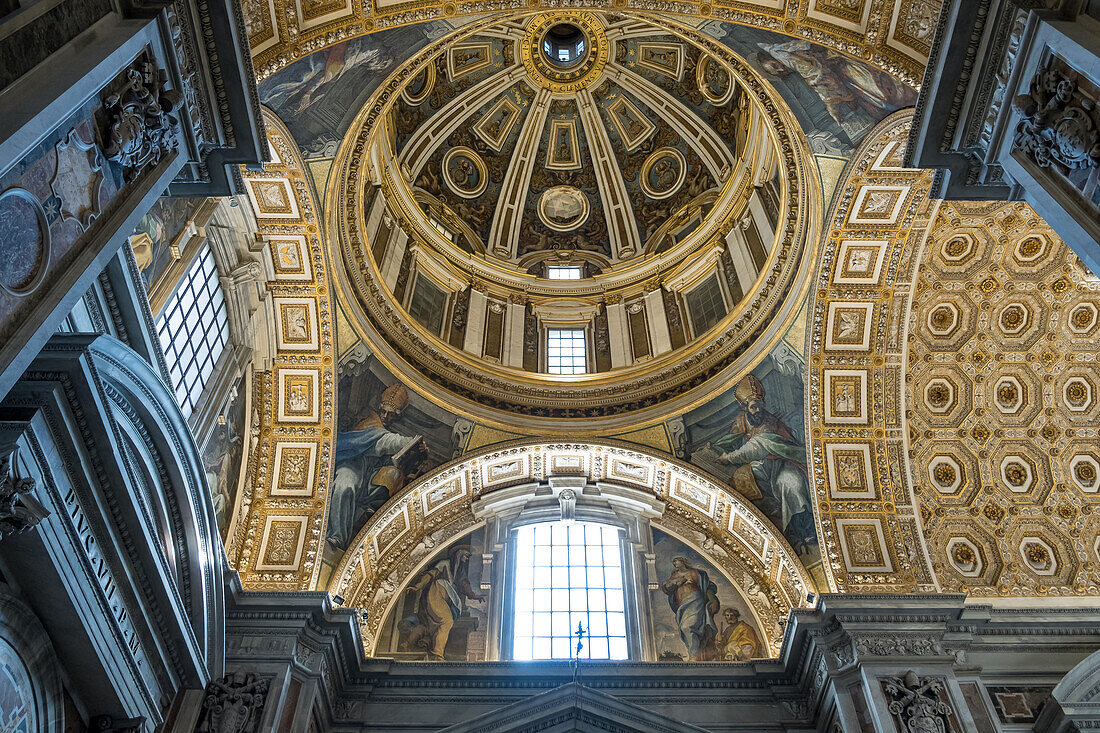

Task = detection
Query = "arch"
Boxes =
[330,440,815,656]
[1036,648,1100,732]
[0,588,64,732]
[88,336,226,679]
[804,109,938,594]
[228,109,338,590]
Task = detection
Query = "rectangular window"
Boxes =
[546,328,587,375]
[512,522,628,661]
[428,214,454,242]
[407,275,447,335]
[547,266,583,280]
[155,245,229,418]
[685,273,727,337]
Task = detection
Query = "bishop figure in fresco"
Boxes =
[326,383,428,550]
[708,374,815,554]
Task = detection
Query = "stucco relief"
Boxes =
[908,200,1100,596]
[229,113,336,590]
[806,110,938,593]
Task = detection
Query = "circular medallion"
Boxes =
[402,63,436,105]
[442,147,488,198]
[537,186,590,231]
[521,13,608,92]
[0,188,50,297]
[640,148,686,200]
[696,55,734,106]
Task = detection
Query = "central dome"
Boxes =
[328,12,818,428]
[390,12,742,271]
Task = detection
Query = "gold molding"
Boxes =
[329,440,816,657]
[248,4,936,92]
[806,109,938,593]
[325,12,822,431]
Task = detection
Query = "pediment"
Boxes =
[439,681,712,733]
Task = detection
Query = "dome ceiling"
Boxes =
[325,11,819,429]
[389,15,746,269]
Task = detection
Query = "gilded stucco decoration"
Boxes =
[242,0,940,91]
[806,109,938,593]
[329,441,815,657]
[908,201,1100,596]
[228,112,337,590]
[328,12,820,431]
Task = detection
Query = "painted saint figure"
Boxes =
[660,556,720,661]
[716,608,760,661]
[326,383,427,550]
[709,374,815,553]
[401,546,485,660]
[755,39,915,141]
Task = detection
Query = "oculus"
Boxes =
[542,23,587,68]
[521,13,608,92]
[538,186,590,232]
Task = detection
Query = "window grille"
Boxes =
[546,328,587,374]
[511,522,628,660]
[155,245,230,417]
[685,274,727,337]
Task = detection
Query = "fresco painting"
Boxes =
[202,374,247,537]
[321,322,464,583]
[129,195,204,290]
[696,20,916,154]
[376,527,490,661]
[683,311,819,573]
[651,528,762,662]
[259,21,463,158]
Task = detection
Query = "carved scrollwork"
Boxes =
[853,634,943,658]
[1013,66,1100,174]
[0,449,48,539]
[103,57,182,181]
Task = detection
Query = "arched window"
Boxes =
[509,521,628,660]
[155,245,230,417]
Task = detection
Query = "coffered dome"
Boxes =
[388,13,749,270]
[328,11,819,429]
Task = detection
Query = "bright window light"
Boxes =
[546,328,587,375]
[155,246,229,417]
[512,522,628,660]
[429,214,454,242]
[547,266,583,280]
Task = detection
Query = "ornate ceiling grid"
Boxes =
[242,1,939,89]
[229,113,337,590]
[908,201,1100,597]
[806,110,938,593]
